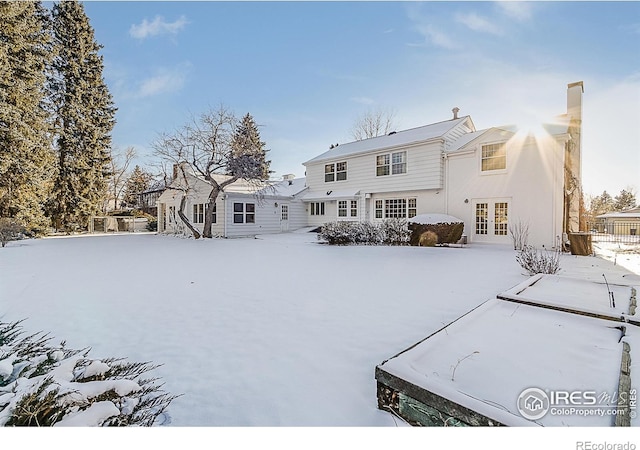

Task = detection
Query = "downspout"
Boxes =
[443,152,449,214]
[223,193,228,238]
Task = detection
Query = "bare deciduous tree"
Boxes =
[350,107,398,141]
[153,105,271,239]
[108,146,136,211]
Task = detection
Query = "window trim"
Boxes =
[233,202,255,224]
[325,161,347,182]
[193,204,204,224]
[376,151,407,176]
[374,197,417,219]
[310,202,325,216]
[480,142,507,172]
[337,199,358,219]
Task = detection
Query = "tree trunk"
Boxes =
[202,175,238,238]
[177,194,201,239]
[202,186,221,238]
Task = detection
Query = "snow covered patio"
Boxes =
[1,231,638,426]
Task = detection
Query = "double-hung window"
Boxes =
[481,143,506,171]
[193,203,216,224]
[233,202,255,224]
[376,151,406,176]
[338,200,358,218]
[325,161,347,182]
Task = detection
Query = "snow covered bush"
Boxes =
[0,319,177,426]
[353,221,384,245]
[318,221,356,245]
[380,218,410,245]
[408,214,464,246]
[318,219,409,246]
[515,245,562,276]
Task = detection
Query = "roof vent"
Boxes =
[388,131,397,135]
[452,107,460,120]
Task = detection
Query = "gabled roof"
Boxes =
[446,129,492,153]
[446,118,572,154]
[304,116,474,165]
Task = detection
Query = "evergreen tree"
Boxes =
[122,165,155,208]
[49,0,116,229]
[590,191,614,216]
[229,113,271,180]
[613,188,636,211]
[0,1,55,233]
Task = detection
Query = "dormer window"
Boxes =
[376,151,406,176]
[325,161,347,182]
[481,143,506,171]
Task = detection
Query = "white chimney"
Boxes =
[282,174,295,181]
[452,107,460,120]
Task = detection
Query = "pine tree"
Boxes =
[613,188,636,211]
[0,2,55,233]
[229,113,271,180]
[50,0,116,230]
[122,165,155,208]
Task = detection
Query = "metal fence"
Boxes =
[89,216,149,233]
[586,221,640,244]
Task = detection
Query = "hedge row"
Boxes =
[318,219,410,246]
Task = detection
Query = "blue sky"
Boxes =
[81,1,639,199]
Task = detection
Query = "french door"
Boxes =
[473,199,510,242]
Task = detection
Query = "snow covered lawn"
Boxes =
[0,232,637,426]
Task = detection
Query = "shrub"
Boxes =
[0,218,26,247]
[318,219,409,246]
[318,221,355,245]
[147,218,158,232]
[509,220,530,251]
[407,216,464,246]
[380,218,410,245]
[419,230,438,247]
[515,245,562,275]
[0,319,178,426]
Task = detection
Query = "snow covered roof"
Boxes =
[446,130,491,153]
[408,213,463,225]
[446,119,571,154]
[259,177,308,198]
[301,189,360,202]
[597,208,640,219]
[304,116,473,165]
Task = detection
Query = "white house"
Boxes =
[156,169,308,238]
[157,82,583,246]
[301,82,584,248]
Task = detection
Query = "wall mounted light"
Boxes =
[464,199,469,204]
